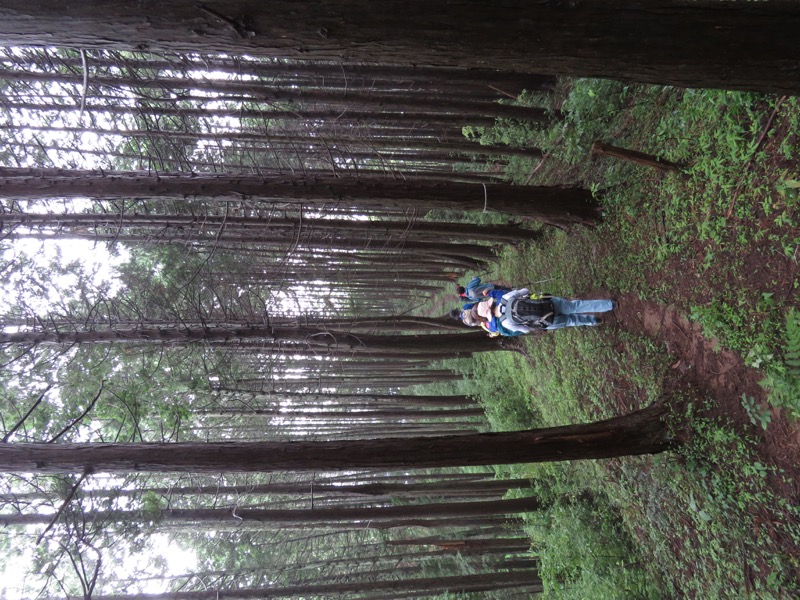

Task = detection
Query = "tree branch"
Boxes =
[48,381,105,443]
[2,383,54,442]
[36,471,90,546]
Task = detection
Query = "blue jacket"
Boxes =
[463,276,510,302]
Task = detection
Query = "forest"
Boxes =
[0,2,799,599]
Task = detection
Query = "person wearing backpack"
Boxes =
[447,303,521,337]
[484,287,614,334]
[456,276,510,303]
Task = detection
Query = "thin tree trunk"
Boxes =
[0,477,527,502]
[4,211,542,244]
[59,570,543,600]
[1,495,543,527]
[0,326,509,357]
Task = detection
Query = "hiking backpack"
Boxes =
[506,296,555,329]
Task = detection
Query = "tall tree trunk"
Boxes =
[0,326,509,357]
[0,404,675,474]
[0,99,508,129]
[199,407,485,419]
[0,477,527,502]
[211,392,478,408]
[10,52,556,90]
[1,495,543,528]
[57,570,543,600]
[0,167,598,225]
[4,211,542,244]
[0,1,797,93]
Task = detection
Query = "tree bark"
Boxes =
[0,477,527,502]
[0,1,798,93]
[0,69,553,120]
[13,52,556,90]
[4,211,542,243]
[58,570,542,600]
[591,141,684,173]
[0,326,508,357]
[388,536,531,552]
[0,404,674,474]
[1,495,543,528]
[10,123,544,158]
[0,167,598,224]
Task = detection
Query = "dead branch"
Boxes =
[725,95,787,218]
[2,383,54,442]
[35,471,90,545]
[48,381,105,443]
[591,141,684,173]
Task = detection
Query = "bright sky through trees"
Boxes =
[0,238,128,315]
[0,42,551,598]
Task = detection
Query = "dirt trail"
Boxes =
[613,293,800,496]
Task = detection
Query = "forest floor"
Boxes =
[471,239,800,597]
[441,81,800,597]
[613,294,800,494]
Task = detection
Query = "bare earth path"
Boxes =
[613,293,800,498]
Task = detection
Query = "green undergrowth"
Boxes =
[446,80,800,597]
[605,399,800,598]
[649,90,800,416]
[523,501,658,599]
[453,318,799,597]
[473,80,800,415]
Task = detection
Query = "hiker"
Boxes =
[456,276,510,303]
[451,306,489,329]
[450,303,524,337]
[473,301,524,337]
[480,288,615,335]
[450,307,477,326]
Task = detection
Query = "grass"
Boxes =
[448,79,800,597]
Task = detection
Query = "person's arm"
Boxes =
[500,318,532,334]
[501,288,529,302]
[484,288,507,302]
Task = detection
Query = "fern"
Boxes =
[760,309,800,420]
[783,308,800,374]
